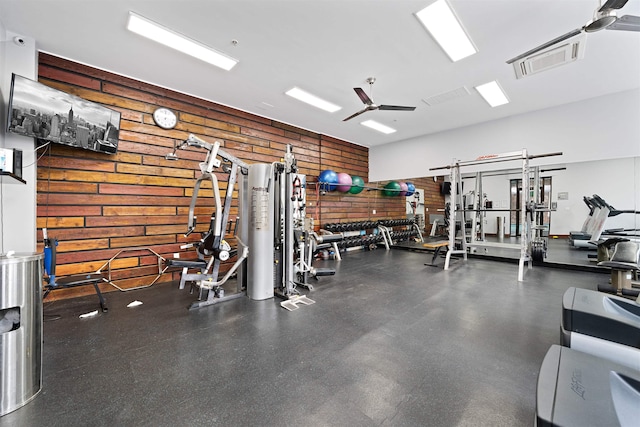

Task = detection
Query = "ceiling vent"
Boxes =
[422,86,470,106]
[512,34,586,79]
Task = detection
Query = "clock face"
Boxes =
[153,108,177,129]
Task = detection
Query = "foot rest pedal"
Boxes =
[314,268,335,277]
[281,295,316,311]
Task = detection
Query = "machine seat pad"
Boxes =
[622,288,640,298]
[166,259,208,269]
[597,237,630,248]
[317,234,343,244]
[597,241,640,269]
[598,261,640,270]
[52,273,104,287]
[314,268,336,276]
[597,284,618,295]
[423,241,449,249]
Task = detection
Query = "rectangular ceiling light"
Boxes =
[415,0,477,62]
[285,87,341,113]
[361,120,396,134]
[127,12,238,71]
[475,81,509,107]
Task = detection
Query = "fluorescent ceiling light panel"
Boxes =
[127,12,238,71]
[285,87,341,113]
[415,0,477,62]
[361,120,396,134]
[475,81,509,107]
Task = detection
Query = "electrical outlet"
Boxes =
[372,209,376,215]
[173,253,180,258]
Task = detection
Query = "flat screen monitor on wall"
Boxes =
[6,73,120,154]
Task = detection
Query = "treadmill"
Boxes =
[561,287,640,371]
[570,195,640,249]
[536,345,640,427]
[568,196,598,242]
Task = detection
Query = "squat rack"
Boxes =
[431,149,562,281]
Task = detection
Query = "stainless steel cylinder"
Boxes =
[0,252,43,416]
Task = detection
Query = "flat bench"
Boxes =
[422,241,449,266]
[44,273,107,312]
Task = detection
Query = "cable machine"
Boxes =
[431,149,562,282]
[165,134,250,309]
[246,144,337,308]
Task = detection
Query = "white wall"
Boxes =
[370,89,640,181]
[0,25,38,254]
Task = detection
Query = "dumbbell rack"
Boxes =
[322,219,422,253]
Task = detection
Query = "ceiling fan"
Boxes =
[343,77,416,122]
[506,0,640,64]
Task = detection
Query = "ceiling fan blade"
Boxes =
[599,0,628,12]
[607,14,640,31]
[354,87,373,105]
[343,108,370,122]
[506,27,584,64]
[378,105,416,111]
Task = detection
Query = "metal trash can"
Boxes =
[0,253,43,416]
[497,217,505,241]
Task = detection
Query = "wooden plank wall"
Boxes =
[36,53,432,301]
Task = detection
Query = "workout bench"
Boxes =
[43,273,107,312]
[43,234,107,312]
[423,240,449,266]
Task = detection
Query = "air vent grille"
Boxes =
[513,34,586,79]
[422,86,470,106]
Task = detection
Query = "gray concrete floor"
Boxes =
[1,250,603,426]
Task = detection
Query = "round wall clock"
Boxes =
[152,107,177,129]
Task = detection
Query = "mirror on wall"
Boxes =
[398,156,639,269]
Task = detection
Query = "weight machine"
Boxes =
[165,134,249,310]
[247,145,336,307]
[431,149,562,281]
[168,138,334,310]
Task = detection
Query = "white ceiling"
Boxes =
[2,0,639,148]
